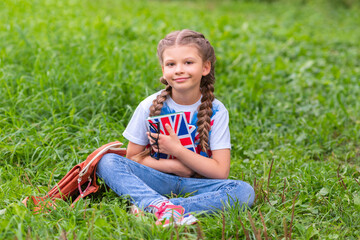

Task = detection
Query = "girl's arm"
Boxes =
[149,124,231,179]
[126,141,195,178]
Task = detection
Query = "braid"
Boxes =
[149,80,172,117]
[131,79,171,162]
[197,79,215,152]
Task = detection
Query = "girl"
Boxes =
[97,29,255,226]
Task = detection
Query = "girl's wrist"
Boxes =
[172,144,186,159]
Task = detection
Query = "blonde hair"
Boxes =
[150,29,216,152]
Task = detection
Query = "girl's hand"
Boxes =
[147,124,195,177]
[147,123,183,157]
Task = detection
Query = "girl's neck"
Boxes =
[171,89,201,105]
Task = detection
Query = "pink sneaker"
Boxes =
[150,202,197,227]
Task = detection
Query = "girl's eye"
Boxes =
[166,63,175,67]
[185,61,193,65]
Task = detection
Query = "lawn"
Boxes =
[0,0,359,239]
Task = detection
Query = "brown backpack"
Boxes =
[22,141,126,212]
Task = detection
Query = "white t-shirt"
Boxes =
[123,90,231,158]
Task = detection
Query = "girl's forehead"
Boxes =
[162,45,202,58]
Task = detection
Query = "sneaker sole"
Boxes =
[180,215,198,225]
[162,215,198,227]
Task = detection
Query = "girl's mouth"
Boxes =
[173,77,189,82]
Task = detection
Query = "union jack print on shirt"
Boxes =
[160,102,219,158]
[147,112,196,159]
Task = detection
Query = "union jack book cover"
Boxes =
[147,112,196,159]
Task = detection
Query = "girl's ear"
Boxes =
[202,61,211,76]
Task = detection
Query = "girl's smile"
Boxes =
[161,45,211,104]
[173,77,190,82]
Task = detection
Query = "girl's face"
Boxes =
[161,45,211,100]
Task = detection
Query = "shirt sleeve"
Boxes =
[122,103,150,146]
[209,104,231,150]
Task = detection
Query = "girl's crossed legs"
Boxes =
[96,153,255,213]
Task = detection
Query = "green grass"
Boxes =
[1,0,360,239]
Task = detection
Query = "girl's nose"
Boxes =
[175,64,184,74]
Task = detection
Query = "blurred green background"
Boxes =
[0,0,359,239]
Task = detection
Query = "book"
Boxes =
[147,112,196,159]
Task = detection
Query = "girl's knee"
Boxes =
[243,182,255,207]
[230,180,255,208]
[98,153,118,167]
[97,153,128,175]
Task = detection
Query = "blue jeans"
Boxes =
[96,153,255,214]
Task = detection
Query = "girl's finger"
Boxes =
[148,131,158,141]
[165,123,175,136]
